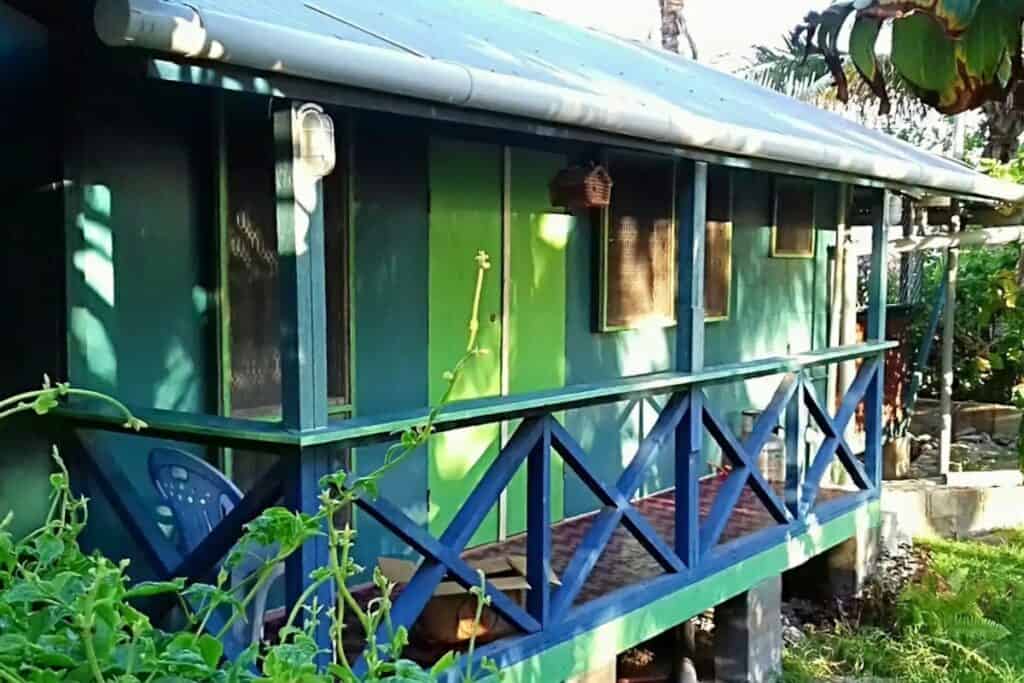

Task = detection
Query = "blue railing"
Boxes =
[56,340,892,675]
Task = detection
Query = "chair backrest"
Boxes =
[148,448,243,554]
[148,448,283,658]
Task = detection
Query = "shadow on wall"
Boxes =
[63,81,216,571]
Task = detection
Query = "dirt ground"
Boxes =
[907,400,1020,478]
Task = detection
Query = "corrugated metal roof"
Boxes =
[99,0,1023,203]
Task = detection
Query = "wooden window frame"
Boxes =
[771,177,817,259]
[704,167,733,323]
[214,97,355,426]
[597,152,678,332]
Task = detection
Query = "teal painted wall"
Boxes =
[350,115,431,572]
[0,3,61,539]
[63,79,216,576]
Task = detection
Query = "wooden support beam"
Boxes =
[784,374,806,519]
[526,422,552,625]
[675,160,707,568]
[274,101,334,659]
[864,190,890,488]
[939,215,962,475]
[827,184,849,413]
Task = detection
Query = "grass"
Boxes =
[784,530,1024,683]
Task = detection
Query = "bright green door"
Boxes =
[428,140,569,545]
[428,139,504,544]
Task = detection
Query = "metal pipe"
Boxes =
[93,0,1024,204]
[939,215,961,475]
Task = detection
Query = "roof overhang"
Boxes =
[94,0,1024,205]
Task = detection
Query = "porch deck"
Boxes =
[464,480,848,606]
[331,479,856,670]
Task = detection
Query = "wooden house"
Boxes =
[1,0,1021,680]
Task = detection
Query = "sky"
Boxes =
[508,0,821,72]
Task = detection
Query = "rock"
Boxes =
[782,625,805,645]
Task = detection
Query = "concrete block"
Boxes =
[944,470,1024,489]
[826,520,880,596]
[927,488,969,519]
[714,576,782,683]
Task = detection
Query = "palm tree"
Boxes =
[738,36,961,156]
[660,0,698,60]
[982,98,1024,163]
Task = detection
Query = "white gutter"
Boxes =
[94,0,1024,204]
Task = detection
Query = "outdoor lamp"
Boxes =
[887,192,905,227]
[297,103,336,179]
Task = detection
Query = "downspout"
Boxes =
[939,212,961,475]
[92,0,1024,204]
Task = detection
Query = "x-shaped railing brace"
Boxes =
[801,360,878,515]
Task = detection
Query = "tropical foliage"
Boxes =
[738,35,959,153]
[794,1,1024,115]
[785,530,1024,683]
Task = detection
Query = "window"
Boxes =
[772,178,816,258]
[219,96,350,491]
[221,97,350,419]
[705,167,733,321]
[599,153,676,331]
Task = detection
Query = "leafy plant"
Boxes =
[0,252,499,681]
[785,530,1024,683]
[793,1,1024,115]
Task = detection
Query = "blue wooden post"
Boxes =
[526,421,552,625]
[675,160,707,568]
[784,374,806,518]
[274,101,334,658]
[864,190,890,489]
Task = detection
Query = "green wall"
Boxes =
[350,115,431,572]
[62,78,216,575]
[0,3,61,538]
[427,138,504,544]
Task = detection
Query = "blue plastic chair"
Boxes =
[149,448,284,659]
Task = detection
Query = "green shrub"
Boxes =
[784,531,1024,683]
[0,253,499,682]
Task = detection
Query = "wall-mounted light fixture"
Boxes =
[297,103,336,179]
[887,192,905,227]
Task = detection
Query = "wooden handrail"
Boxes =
[53,341,895,452]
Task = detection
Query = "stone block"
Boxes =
[943,470,1023,489]
[825,520,880,596]
[714,576,782,683]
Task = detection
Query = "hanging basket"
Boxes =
[549,164,613,209]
